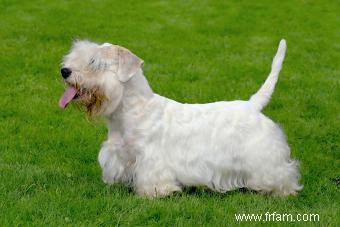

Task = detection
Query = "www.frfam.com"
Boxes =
[235,212,320,222]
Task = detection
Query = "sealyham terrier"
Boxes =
[59,39,302,197]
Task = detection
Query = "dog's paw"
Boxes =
[137,184,182,198]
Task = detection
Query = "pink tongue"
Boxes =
[59,87,78,109]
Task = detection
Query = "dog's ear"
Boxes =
[117,46,144,82]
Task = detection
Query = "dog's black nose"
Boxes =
[61,68,72,79]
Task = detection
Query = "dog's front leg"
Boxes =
[98,140,129,184]
[134,161,182,198]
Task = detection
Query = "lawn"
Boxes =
[1,0,339,225]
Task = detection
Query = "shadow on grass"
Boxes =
[179,186,257,198]
[102,183,258,199]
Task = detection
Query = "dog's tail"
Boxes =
[249,39,287,111]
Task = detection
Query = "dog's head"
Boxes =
[59,40,144,116]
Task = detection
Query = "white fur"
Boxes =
[61,39,302,197]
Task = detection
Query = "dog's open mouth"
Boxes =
[59,86,86,109]
[59,84,107,116]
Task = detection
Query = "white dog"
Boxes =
[59,39,302,197]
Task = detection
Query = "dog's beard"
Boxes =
[76,87,108,117]
[59,75,109,117]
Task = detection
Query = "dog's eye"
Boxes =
[89,58,95,65]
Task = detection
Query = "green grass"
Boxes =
[1,0,339,225]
